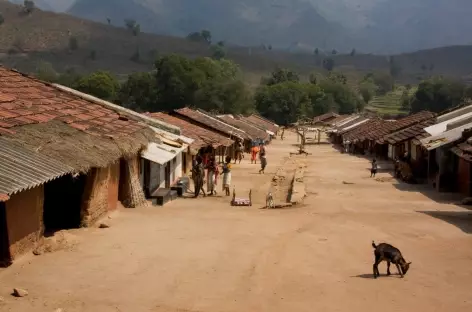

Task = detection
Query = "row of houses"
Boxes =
[316,102,472,198]
[0,66,279,266]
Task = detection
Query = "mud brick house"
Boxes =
[0,66,176,264]
[52,85,193,205]
[420,104,472,192]
[450,129,472,197]
[172,107,249,160]
[147,112,234,168]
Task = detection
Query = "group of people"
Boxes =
[191,141,268,198]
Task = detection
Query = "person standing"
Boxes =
[206,155,218,196]
[222,156,232,196]
[259,143,267,174]
[251,143,259,164]
[192,156,206,198]
[234,140,243,164]
[370,158,378,178]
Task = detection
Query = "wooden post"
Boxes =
[318,129,321,144]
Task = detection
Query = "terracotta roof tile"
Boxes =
[244,115,279,133]
[148,112,233,148]
[313,112,339,123]
[0,66,147,139]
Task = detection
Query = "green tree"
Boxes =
[410,77,467,113]
[327,71,347,84]
[118,72,157,111]
[400,89,411,111]
[211,45,226,60]
[263,68,300,86]
[332,49,337,55]
[359,81,376,104]
[318,78,362,114]
[107,18,111,25]
[370,72,394,95]
[0,13,4,25]
[314,48,319,55]
[350,48,356,56]
[194,80,253,114]
[255,82,312,125]
[201,30,212,44]
[56,68,83,88]
[76,71,120,101]
[89,50,97,60]
[124,19,137,30]
[35,61,58,82]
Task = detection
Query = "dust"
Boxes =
[33,230,81,255]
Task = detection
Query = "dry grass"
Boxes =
[3,120,154,172]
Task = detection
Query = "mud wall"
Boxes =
[81,163,119,227]
[5,186,44,259]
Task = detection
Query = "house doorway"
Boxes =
[0,202,12,267]
[165,163,171,188]
[43,174,87,233]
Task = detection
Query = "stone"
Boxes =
[54,309,64,312]
[12,288,28,297]
[0,296,5,303]
[99,222,110,229]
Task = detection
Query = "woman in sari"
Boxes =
[206,155,218,195]
[222,155,232,196]
[251,144,259,164]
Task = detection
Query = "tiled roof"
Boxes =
[338,117,369,134]
[0,137,75,197]
[174,107,248,140]
[451,140,472,162]
[244,114,279,133]
[383,118,436,145]
[343,119,384,141]
[217,115,270,141]
[147,112,233,148]
[313,112,339,123]
[0,67,147,138]
[345,111,435,143]
[328,114,352,126]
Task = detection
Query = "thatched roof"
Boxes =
[2,120,155,172]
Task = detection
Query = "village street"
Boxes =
[1,131,472,312]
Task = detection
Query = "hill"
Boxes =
[1,1,472,85]
[58,0,472,54]
[68,0,350,51]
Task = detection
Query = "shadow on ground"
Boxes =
[393,183,464,205]
[418,211,472,234]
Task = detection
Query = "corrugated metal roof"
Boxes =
[420,122,472,150]
[425,111,472,136]
[141,142,182,165]
[150,126,194,145]
[0,137,75,197]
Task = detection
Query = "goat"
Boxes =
[372,241,411,278]
[266,192,274,209]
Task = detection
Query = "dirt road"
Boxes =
[1,131,472,312]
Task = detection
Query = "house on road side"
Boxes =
[0,66,175,265]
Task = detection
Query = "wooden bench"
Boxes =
[231,189,252,206]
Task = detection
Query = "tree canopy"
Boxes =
[410,77,469,113]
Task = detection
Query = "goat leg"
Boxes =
[387,261,391,276]
[395,263,403,278]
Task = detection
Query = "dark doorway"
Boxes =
[0,202,12,267]
[43,174,86,232]
[165,163,171,188]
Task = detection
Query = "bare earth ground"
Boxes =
[1,132,472,312]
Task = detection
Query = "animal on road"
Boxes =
[372,241,411,278]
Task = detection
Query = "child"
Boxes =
[222,156,232,196]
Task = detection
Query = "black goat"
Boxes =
[372,241,411,278]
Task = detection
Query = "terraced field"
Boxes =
[366,86,417,117]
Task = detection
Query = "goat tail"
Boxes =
[372,241,377,249]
